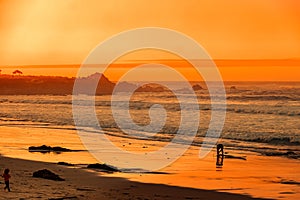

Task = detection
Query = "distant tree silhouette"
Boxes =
[13,70,23,75]
[0,69,2,75]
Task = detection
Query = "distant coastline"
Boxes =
[1,72,299,95]
[0,73,114,95]
[0,73,184,95]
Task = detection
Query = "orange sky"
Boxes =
[0,0,299,81]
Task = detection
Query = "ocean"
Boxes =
[1,81,299,159]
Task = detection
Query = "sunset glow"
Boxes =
[1,0,299,81]
[1,1,300,199]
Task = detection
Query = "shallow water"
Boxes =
[1,82,299,158]
[0,125,299,200]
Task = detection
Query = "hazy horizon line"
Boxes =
[0,73,299,83]
[1,58,300,68]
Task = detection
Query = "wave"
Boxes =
[227,95,300,101]
[226,107,300,117]
[1,118,299,160]
[1,89,299,156]
[1,99,299,118]
[245,137,300,146]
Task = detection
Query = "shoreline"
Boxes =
[0,155,270,200]
[1,122,299,161]
[0,125,299,199]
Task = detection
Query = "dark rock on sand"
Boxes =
[29,145,52,152]
[33,169,65,181]
[29,145,82,153]
[280,180,300,186]
[52,146,73,152]
[57,162,75,166]
[87,163,120,172]
[224,154,247,160]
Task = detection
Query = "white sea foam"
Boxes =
[0,82,299,155]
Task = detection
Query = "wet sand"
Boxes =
[0,126,299,200]
[0,155,270,200]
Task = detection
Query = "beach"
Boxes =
[1,0,300,199]
[0,126,299,200]
[0,155,270,200]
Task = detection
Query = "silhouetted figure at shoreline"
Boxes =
[217,144,224,156]
[216,144,224,168]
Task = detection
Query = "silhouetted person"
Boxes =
[216,144,224,168]
[217,144,224,156]
[2,168,11,192]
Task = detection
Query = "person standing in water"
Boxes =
[216,144,224,168]
[2,168,11,192]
